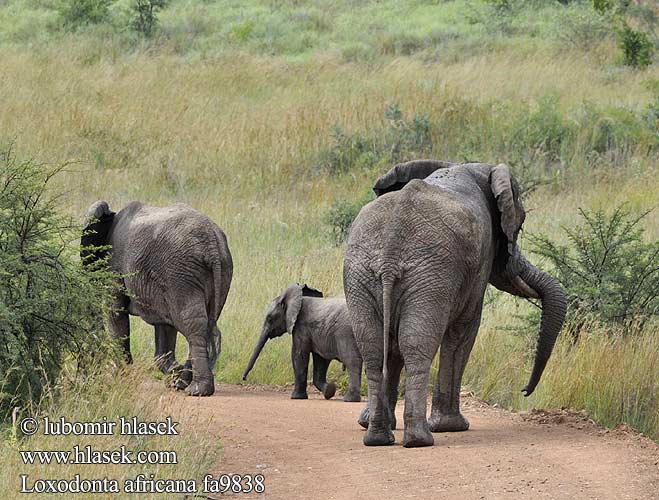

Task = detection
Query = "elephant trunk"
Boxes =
[242,328,269,381]
[517,254,567,396]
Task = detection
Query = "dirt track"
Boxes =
[176,384,659,500]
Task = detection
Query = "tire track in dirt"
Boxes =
[174,384,659,500]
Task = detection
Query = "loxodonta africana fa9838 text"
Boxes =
[81,201,233,396]
[343,160,567,447]
[242,284,362,402]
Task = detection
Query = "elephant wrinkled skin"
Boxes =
[343,160,567,447]
[81,200,233,396]
[243,284,362,402]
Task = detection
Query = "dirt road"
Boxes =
[177,384,659,500]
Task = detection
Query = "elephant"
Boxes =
[242,284,362,402]
[81,200,233,396]
[343,160,567,447]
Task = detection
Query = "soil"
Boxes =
[171,384,659,500]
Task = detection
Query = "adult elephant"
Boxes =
[343,160,566,447]
[81,200,233,396]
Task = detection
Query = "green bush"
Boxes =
[324,192,374,245]
[0,147,116,421]
[131,0,168,37]
[616,22,654,68]
[58,0,113,29]
[318,106,433,175]
[527,205,658,336]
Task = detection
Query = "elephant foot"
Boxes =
[323,382,337,400]
[358,406,370,429]
[403,421,434,448]
[357,406,396,430]
[170,363,193,391]
[343,389,361,402]
[291,391,308,400]
[363,427,395,446]
[428,412,470,432]
[185,379,215,397]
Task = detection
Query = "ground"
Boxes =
[169,384,659,500]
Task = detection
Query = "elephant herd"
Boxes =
[81,159,567,448]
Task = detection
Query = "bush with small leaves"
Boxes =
[0,146,117,421]
[324,192,374,245]
[132,0,168,37]
[58,0,113,29]
[317,106,433,175]
[616,23,654,67]
[527,205,658,337]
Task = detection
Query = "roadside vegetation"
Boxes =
[0,3,657,488]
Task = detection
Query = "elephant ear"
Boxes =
[373,159,456,196]
[301,284,323,298]
[283,284,304,334]
[81,200,116,266]
[489,164,525,261]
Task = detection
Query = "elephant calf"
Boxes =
[242,284,362,402]
[81,200,233,396]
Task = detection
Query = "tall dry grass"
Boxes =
[0,363,219,499]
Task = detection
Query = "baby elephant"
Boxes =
[242,284,362,402]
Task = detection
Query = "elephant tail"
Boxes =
[206,229,233,366]
[380,271,395,404]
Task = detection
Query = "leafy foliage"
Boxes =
[615,22,654,68]
[324,191,374,245]
[528,205,658,334]
[0,147,116,420]
[58,0,113,29]
[132,0,168,37]
[318,106,432,175]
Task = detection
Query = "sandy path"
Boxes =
[176,384,659,500]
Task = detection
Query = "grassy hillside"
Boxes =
[1,0,658,441]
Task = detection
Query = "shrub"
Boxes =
[131,0,168,37]
[317,106,433,175]
[0,147,116,421]
[58,0,113,29]
[527,204,658,336]
[324,192,374,245]
[553,6,611,50]
[616,22,654,68]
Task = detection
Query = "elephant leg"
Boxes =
[312,353,336,400]
[384,353,402,428]
[343,359,362,402]
[174,359,193,391]
[359,315,395,445]
[291,346,310,399]
[399,310,444,448]
[429,312,482,433]
[154,324,178,374]
[108,294,131,363]
[357,352,400,428]
[179,306,214,397]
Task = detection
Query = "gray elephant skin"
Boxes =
[242,284,362,402]
[343,160,567,447]
[81,200,233,397]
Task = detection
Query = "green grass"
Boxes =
[0,0,658,465]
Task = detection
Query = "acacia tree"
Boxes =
[0,147,116,420]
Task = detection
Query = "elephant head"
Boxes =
[242,284,323,381]
[81,200,116,266]
[485,164,567,396]
[372,161,567,397]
